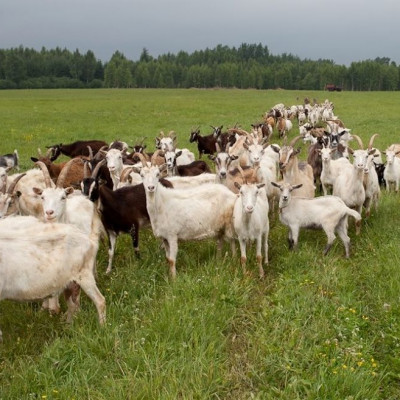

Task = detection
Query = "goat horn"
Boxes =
[56,158,82,188]
[120,167,134,183]
[133,152,148,168]
[367,133,379,150]
[35,161,53,188]
[159,131,165,138]
[7,173,26,195]
[151,149,164,166]
[288,135,303,148]
[352,134,364,149]
[87,146,93,160]
[91,159,106,179]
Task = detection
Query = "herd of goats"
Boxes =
[0,98,399,340]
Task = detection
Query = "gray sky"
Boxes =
[1,0,399,66]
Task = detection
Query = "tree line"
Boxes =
[0,44,399,91]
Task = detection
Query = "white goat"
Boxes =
[7,169,46,219]
[272,136,315,198]
[383,148,400,192]
[272,182,361,258]
[165,173,217,189]
[0,216,106,341]
[0,173,27,218]
[332,134,376,232]
[33,160,104,314]
[233,182,269,278]
[363,151,380,216]
[319,146,352,195]
[140,165,237,278]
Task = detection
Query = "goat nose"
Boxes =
[245,205,254,213]
[148,185,155,191]
[220,171,226,178]
[46,210,54,216]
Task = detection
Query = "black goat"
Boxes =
[46,140,108,160]
[189,127,217,158]
[81,160,172,274]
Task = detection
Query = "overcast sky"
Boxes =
[1,0,399,66]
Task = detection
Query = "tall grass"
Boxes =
[1,89,400,399]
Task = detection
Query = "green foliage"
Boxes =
[1,89,400,399]
[1,44,400,90]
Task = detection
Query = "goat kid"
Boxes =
[272,182,361,258]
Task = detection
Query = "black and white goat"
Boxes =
[0,150,19,171]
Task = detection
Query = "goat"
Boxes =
[0,150,19,171]
[363,150,380,217]
[155,130,177,152]
[101,148,134,190]
[319,146,352,195]
[33,159,104,314]
[332,134,376,232]
[140,164,237,278]
[271,136,315,198]
[189,127,217,158]
[306,135,330,192]
[81,158,172,274]
[6,169,47,219]
[164,173,217,189]
[46,140,108,160]
[276,116,293,139]
[0,215,106,341]
[233,182,269,278]
[272,182,361,258]
[0,167,11,194]
[0,173,26,218]
[383,148,400,192]
[164,150,210,177]
[210,144,259,194]
[31,149,85,189]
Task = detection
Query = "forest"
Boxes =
[0,43,398,90]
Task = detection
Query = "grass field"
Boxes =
[1,89,400,399]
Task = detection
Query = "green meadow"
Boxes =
[1,89,400,399]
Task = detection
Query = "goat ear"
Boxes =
[270,145,280,153]
[32,187,43,196]
[348,148,354,155]
[175,150,182,158]
[292,184,303,190]
[65,187,75,196]
[15,190,22,198]
[368,149,376,155]
[31,157,39,162]
[230,155,239,161]
[256,183,265,189]
[234,181,241,190]
[271,182,280,189]
[208,154,216,161]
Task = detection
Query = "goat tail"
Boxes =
[346,208,362,222]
